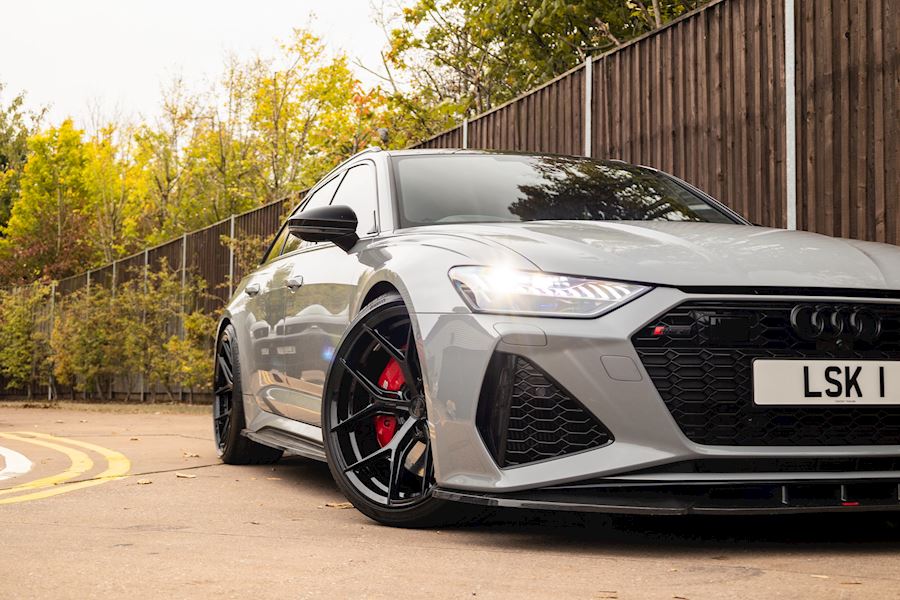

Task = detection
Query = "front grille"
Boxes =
[477,353,613,467]
[633,301,900,446]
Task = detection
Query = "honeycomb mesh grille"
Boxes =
[483,355,612,467]
[633,301,900,446]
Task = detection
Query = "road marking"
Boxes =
[0,432,131,505]
[0,433,94,496]
[0,445,33,482]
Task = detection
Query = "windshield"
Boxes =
[391,154,739,227]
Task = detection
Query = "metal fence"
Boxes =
[4,0,898,399]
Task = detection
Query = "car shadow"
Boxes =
[466,510,900,557]
[273,456,900,555]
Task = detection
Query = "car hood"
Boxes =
[417,221,900,290]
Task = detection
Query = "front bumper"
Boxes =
[415,286,900,500]
[434,479,900,515]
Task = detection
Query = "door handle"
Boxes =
[286,275,304,290]
[244,283,261,296]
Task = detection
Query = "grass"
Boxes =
[0,400,211,415]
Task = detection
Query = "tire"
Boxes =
[213,323,283,465]
[322,293,477,528]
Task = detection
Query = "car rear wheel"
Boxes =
[214,323,283,465]
[322,294,474,527]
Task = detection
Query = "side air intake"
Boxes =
[476,353,613,467]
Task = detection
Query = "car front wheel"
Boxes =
[322,294,474,527]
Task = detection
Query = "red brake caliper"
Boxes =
[374,357,404,447]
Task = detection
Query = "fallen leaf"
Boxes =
[840,582,862,586]
[673,596,689,600]
[325,502,354,509]
[182,452,200,458]
[265,477,282,481]
[810,575,829,580]
[249,521,260,525]
[136,479,152,485]
[79,419,88,423]
[175,472,196,479]
[55,420,63,424]
[130,437,140,441]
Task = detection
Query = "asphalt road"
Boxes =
[1,405,899,600]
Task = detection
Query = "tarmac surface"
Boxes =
[1,404,899,599]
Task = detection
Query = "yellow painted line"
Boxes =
[0,433,94,496]
[0,432,131,505]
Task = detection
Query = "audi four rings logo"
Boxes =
[790,305,882,343]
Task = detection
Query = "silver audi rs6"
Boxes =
[213,148,900,527]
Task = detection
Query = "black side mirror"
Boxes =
[288,205,359,252]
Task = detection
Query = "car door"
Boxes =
[235,223,295,406]
[278,161,380,426]
[260,174,343,420]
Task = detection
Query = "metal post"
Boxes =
[85,270,91,294]
[180,233,187,403]
[462,118,469,149]
[48,282,56,401]
[228,214,236,297]
[111,260,117,296]
[140,249,148,403]
[584,56,593,157]
[784,0,797,230]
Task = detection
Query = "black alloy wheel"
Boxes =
[322,294,472,527]
[213,324,282,464]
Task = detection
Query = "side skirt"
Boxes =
[242,426,325,462]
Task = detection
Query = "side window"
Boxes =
[263,226,292,264]
[330,163,377,237]
[280,173,342,256]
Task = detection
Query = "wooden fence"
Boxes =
[5,0,898,399]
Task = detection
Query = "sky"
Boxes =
[0,0,392,126]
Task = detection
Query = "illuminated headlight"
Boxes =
[448,266,652,318]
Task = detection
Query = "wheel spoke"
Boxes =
[362,324,405,363]
[343,446,390,473]
[217,355,233,385]
[419,437,433,495]
[330,402,378,433]
[385,417,421,505]
[364,323,421,396]
[339,358,409,412]
[220,337,233,365]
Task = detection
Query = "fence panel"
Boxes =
[416,127,464,149]
[148,238,184,273]
[115,253,146,289]
[186,221,232,314]
[57,273,87,297]
[470,67,584,155]
[590,0,787,228]
[795,0,899,244]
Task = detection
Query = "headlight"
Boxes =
[448,266,651,318]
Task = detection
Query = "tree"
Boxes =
[130,78,199,246]
[0,84,44,228]
[50,285,126,400]
[0,284,51,398]
[383,0,708,115]
[0,120,98,283]
[84,123,146,261]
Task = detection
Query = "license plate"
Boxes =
[753,359,900,406]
